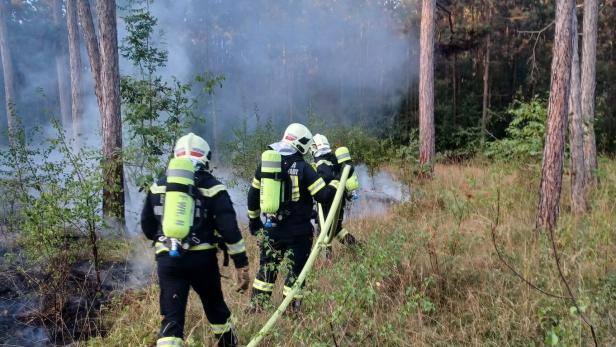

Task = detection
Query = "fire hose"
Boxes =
[245,165,351,347]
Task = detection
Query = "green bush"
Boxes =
[437,126,482,161]
[484,97,547,161]
[224,115,278,183]
[308,117,395,174]
[120,1,223,190]
[0,119,107,289]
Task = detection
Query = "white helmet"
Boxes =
[174,133,211,168]
[310,133,331,157]
[281,123,313,155]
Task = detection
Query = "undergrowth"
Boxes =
[86,159,616,346]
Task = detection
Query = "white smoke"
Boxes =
[140,0,416,140]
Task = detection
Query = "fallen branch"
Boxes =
[489,188,572,299]
[329,321,340,347]
[547,226,598,346]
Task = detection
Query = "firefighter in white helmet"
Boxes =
[310,133,360,258]
[141,133,249,347]
[246,123,338,312]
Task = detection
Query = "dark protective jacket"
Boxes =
[247,151,336,237]
[314,152,342,184]
[141,170,248,268]
[314,151,356,230]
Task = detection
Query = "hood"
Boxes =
[268,141,298,156]
[313,148,332,158]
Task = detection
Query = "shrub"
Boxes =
[484,97,547,161]
[120,1,223,190]
[223,114,278,183]
[308,117,394,174]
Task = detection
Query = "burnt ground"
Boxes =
[0,239,140,347]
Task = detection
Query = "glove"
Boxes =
[345,191,353,202]
[235,266,250,293]
[249,218,264,235]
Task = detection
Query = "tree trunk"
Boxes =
[211,96,218,160]
[0,0,16,140]
[97,0,124,221]
[536,0,574,230]
[66,0,83,144]
[419,0,435,176]
[568,9,586,213]
[52,0,73,134]
[452,53,457,125]
[481,33,490,146]
[77,0,102,109]
[581,0,598,185]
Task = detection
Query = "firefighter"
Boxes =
[247,123,338,312]
[310,134,360,253]
[141,133,250,347]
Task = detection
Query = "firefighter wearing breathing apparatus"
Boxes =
[247,123,338,312]
[141,133,249,347]
[311,134,360,252]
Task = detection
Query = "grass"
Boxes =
[86,159,616,346]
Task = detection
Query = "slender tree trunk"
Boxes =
[569,9,586,213]
[481,34,490,146]
[452,53,457,125]
[66,0,83,144]
[0,0,16,140]
[581,0,598,184]
[536,0,575,230]
[77,0,102,108]
[52,0,73,134]
[419,0,435,176]
[211,96,218,160]
[97,0,124,221]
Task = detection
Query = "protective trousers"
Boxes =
[251,233,313,301]
[323,202,356,244]
[157,250,237,347]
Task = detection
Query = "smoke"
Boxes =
[0,0,416,287]
[351,165,411,216]
[119,0,416,240]
[139,0,416,142]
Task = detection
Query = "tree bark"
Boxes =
[581,0,598,185]
[419,0,435,176]
[66,0,83,144]
[536,0,574,230]
[452,53,457,125]
[77,0,102,109]
[0,0,16,140]
[568,9,586,213]
[481,33,490,146]
[97,0,124,221]
[52,0,73,134]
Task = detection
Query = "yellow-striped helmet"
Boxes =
[174,133,211,167]
[310,133,331,157]
[281,123,313,155]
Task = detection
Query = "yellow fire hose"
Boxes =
[325,194,343,245]
[245,165,351,347]
[316,202,341,246]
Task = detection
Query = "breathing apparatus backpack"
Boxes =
[335,147,360,199]
[161,157,203,257]
[259,150,285,228]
